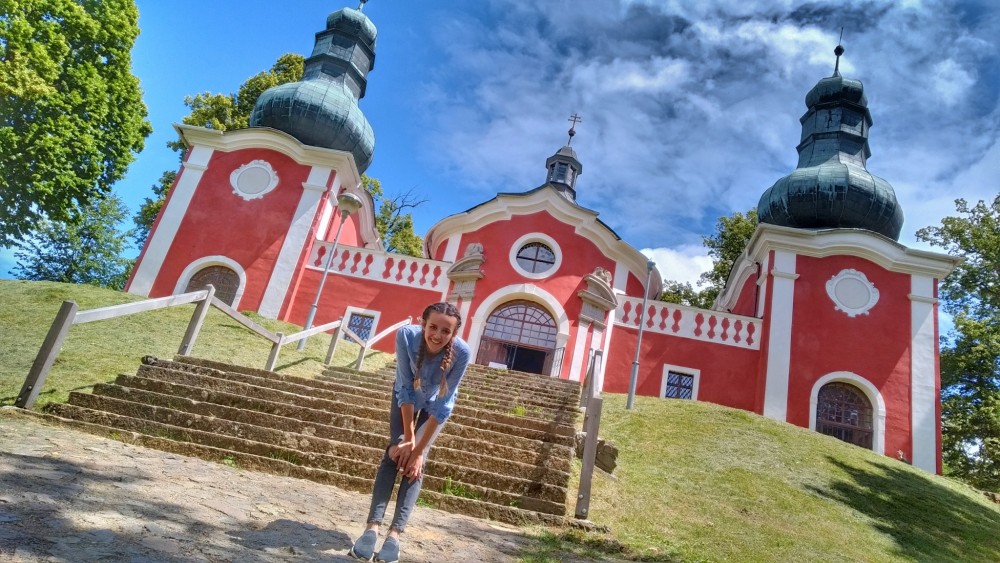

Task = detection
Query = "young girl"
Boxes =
[349,302,471,562]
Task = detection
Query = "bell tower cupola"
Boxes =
[544,114,584,201]
[250,3,377,172]
[757,43,904,240]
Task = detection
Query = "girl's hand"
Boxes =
[392,441,414,466]
[404,452,424,482]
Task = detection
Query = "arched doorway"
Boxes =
[477,301,558,375]
[815,382,874,449]
[185,265,239,306]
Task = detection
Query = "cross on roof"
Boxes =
[567,113,582,144]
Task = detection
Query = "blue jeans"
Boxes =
[365,402,440,533]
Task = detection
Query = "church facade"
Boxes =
[125,7,959,473]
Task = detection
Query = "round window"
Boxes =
[516,242,556,274]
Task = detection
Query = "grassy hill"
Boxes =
[3,280,1000,562]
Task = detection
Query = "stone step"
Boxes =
[310,374,578,428]
[173,355,569,399]
[155,357,576,426]
[321,366,579,415]
[30,408,563,526]
[112,374,573,458]
[51,399,567,515]
[77,386,571,486]
[374,363,581,399]
[134,364,575,445]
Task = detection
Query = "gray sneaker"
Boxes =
[376,536,400,563]
[349,529,378,561]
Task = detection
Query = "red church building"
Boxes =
[126,7,959,473]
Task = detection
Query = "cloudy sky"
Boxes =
[4,0,998,287]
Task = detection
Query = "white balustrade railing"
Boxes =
[614,297,762,350]
[306,242,450,293]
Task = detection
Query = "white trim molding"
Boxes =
[718,223,961,312]
[509,232,563,280]
[128,146,215,296]
[466,284,571,368]
[568,321,591,382]
[763,250,797,421]
[423,185,662,297]
[910,274,939,473]
[661,364,701,400]
[809,371,887,456]
[259,166,334,318]
[173,255,248,310]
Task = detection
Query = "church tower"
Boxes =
[127,6,382,320]
[757,44,903,240]
[716,44,959,473]
[250,6,377,172]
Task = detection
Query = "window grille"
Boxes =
[664,371,694,400]
[816,382,874,449]
[185,265,239,306]
[515,242,556,274]
[345,312,376,341]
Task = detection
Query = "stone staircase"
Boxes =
[39,355,581,525]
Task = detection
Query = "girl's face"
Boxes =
[423,311,458,354]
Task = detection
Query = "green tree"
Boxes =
[133,171,175,247]
[136,54,425,256]
[660,209,758,308]
[918,196,1000,491]
[659,280,713,309]
[0,0,151,246]
[11,194,136,290]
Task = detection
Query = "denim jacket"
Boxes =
[393,324,471,423]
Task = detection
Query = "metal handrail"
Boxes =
[14,285,397,410]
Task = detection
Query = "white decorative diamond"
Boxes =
[826,269,879,317]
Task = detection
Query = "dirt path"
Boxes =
[0,408,584,562]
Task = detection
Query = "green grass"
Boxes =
[3,281,1000,562]
[267,450,303,465]
[0,280,392,408]
[543,395,1000,562]
[441,476,482,500]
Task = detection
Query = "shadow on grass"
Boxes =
[274,357,319,372]
[808,456,1000,562]
[517,529,682,562]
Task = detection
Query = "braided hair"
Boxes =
[413,302,462,399]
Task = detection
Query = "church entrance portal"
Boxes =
[477,301,558,375]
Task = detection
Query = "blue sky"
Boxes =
[3,0,999,288]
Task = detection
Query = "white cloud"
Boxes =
[641,245,713,286]
[931,59,977,106]
[410,0,1000,252]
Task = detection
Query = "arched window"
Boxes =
[185,265,239,306]
[816,382,874,449]
[477,301,558,375]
